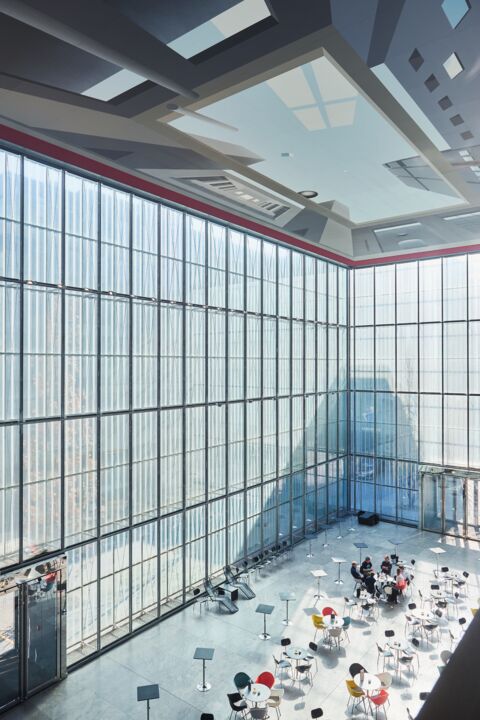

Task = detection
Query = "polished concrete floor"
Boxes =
[9,520,480,720]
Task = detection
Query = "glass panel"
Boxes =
[422,472,443,533]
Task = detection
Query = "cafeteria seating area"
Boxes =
[12,519,480,720]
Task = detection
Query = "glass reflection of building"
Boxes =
[0,149,348,664]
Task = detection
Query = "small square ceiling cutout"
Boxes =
[441,0,470,28]
[438,95,453,110]
[408,48,424,71]
[461,130,474,140]
[450,113,464,126]
[443,52,464,79]
[425,74,440,91]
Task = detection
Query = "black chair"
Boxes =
[281,637,291,656]
[459,617,467,631]
[224,565,256,600]
[431,584,440,591]
[227,692,248,719]
[349,662,367,678]
[441,566,449,573]
[311,710,323,718]
[408,602,417,610]
[309,641,318,653]
[419,692,430,701]
[385,629,395,639]
[204,579,238,614]
[201,715,214,720]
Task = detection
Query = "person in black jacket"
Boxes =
[380,555,392,576]
[360,557,373,576]
[364,571,376,596]
[350,562,363,581]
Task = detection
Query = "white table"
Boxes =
[387,639,410,660]
[243,683,271,706]
[332,557,347,585]
[430,547,446,574]
[353,672,381,695]
[311,569,328,599]
[285,646,309,663]
[322,615,344,629]
[411,609,438,625]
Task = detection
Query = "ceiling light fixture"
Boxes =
[298,190,318,199]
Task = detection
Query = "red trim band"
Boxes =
[0,123,352,264]
[2,122,479,267]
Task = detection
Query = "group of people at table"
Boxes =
[351,554,410,604]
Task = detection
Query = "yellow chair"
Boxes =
[312,614,325,641]
[346,679,366,714]
[471,608,478,617]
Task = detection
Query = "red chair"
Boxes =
[369,688,389,718]
[322,606,337,616]
[256,671,275,689]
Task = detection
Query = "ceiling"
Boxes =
[0,0,479,261]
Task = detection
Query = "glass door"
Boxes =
[25,571,61,696]
[444,474,465,536]
[422,472,443,533]
[466,478,480,541]
[0,585,21,712]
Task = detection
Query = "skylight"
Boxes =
[82,69,146,101]
[443,52,464,79]
[167,0,271,59]
[441,0,471,29]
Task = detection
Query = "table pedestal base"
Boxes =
[258,632,271,640]
[196,682,211,693]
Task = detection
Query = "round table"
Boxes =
[353,672,381,695]
[285,646,309,662]
[411,609,438,624]
[323,615,344,629]
[387,639,410,659]
[243,683,271,706]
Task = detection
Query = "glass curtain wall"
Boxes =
[351,255,480,524]
[0,148,348,664]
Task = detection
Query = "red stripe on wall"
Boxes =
[2,122,479,268]
[0,122,352,264]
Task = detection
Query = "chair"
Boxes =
[227,692,248,719]
[306,641,319,672]
[273,655,292,685]
[345,679,367,715]
[376,672,393,689]
[267,690,284,719]
[384,630,395,640]
[423,624,439,644]
[295,662,313,683]
[201,715,214,720]
[343,596,357,616]
[342,616,351,642]
[224,565,256,600]
[398,653,416,684]
[419,692,430,701]
[311,615,325,641]
[281,637,292,655]
[233,672,252,692]
[459,617,467,632]
[328,627,342,651]
[311,710,323,718]
[405,614,422,637]
[322,606,337,616]
[369,689,389,718]
[349,663,367,678]
[376,643,394,671]
[192,587,208,614]
[256,671,275,689]
[250,708,268,720]
[205,579,239,614]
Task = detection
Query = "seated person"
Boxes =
[380,555,392,576]
[389,568,407,604]
[360,556,373,576]
[350,561,363,581]
[363,571,376,596]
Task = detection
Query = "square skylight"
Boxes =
[167,0,271,59]
[441,0,470,29]
[443,52,464,79]
[82,69,146,101]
